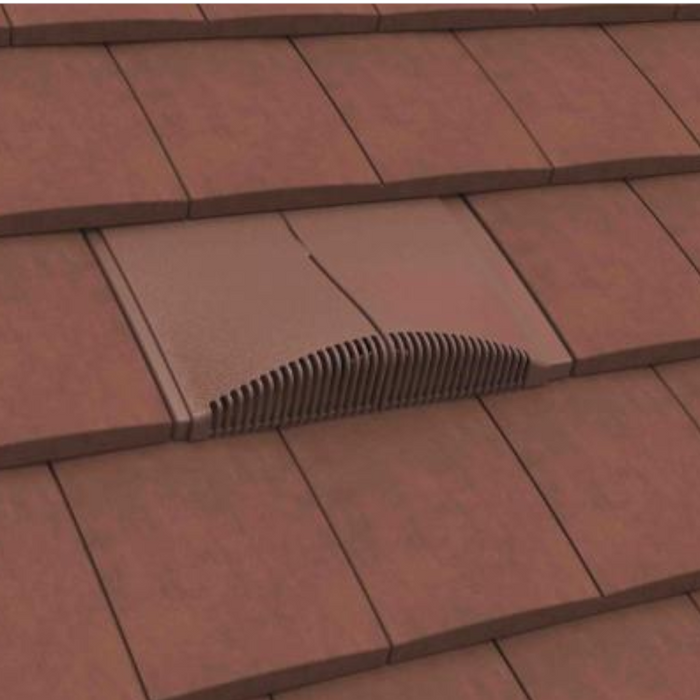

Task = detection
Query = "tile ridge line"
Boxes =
[48,463,153,700]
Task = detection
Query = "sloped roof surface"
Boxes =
[6,4,700,700]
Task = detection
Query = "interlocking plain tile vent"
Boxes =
[210,332,529,436]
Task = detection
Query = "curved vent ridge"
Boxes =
[209,331,529,436]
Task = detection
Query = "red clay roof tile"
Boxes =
[284,401,598,660]
[534,3,675,24]
[296,32,550,195]
[656,358,700,428]
[487,370,700,597]
[471,182,700,373]
[677,4,700,19]
[461,26,700,182]
[0,6,8,44]
[57,437,388,700]
[376,4,536,31]
[112,39,379,217]
[0,466,145,700]
[0,233,170,469]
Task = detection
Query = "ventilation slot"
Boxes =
[209,331,529,436]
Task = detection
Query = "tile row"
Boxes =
[5,23,700,237]
[0,4,686,47]
[10,364,700,699]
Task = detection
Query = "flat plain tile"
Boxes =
[0,45,186,236]
[100,215,373,438]
[376,4,536,30]
[113,39,378,217]
[287,198,570,383]
[280,644,526,700]
[201,4,378,35]
[462,26,700,182]
[609,22,700,144]
[657,358,700,426]
[285,401,598,660]
[0,234,170,469]
[471,182,700,373]
[535,3,675,23]
[502,597,700,700]
[487,369,700,596]
[57,437,388,700]
[297,33,550,195]
[0,466,145,700]
[5,4,206,44]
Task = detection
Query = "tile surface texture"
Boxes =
[471,182,700,373]
[113,39,378,216]
[0,233,170,469]
[0,466,145,700]
[297,32,549,194]
[376,4,536,30]
[487,369,700,596]
[57,437,388,700]
[534,3,675,23]
[0,45,186,236]
[462,26,700,181]
[284,400,598,659]
[656,358,700,427]
[0,7,8,44]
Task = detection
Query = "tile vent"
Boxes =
[209,331,529,436]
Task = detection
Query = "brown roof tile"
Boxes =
[656,358,700,428]
[376,4,536,31]
[487,369,700,597]
[296,32,550,195]
[0,466,145,700]
[284,401,598,660]
[57,437,388,700]
[471,182,700,373]
[461,26,700,182]
[112,39,379,217]
[534,3,675,24]
[677,4,700,19]
[0,233,170,469]
[0,6,9,44]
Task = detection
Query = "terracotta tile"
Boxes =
[656,358,700,426]
[279,643,526,700]
[461,27,700,182]
[678,4,700,19]
[284,401,598,660]
[286,198,571,385]
[487,369,700,596]
[113,39,378,217]
[296,33,550,195]
[502,597,700,700]
[535,3,675,24]
[5,4,205,44]
[471,182,700,373]
[609,22,700,144]
[57,437,388,700]
[99,215,373,438]
[0,46,186,236]
[376,4,536,31]
[201,4,378,35]
[0,234,170,469]
[0,466,144,700]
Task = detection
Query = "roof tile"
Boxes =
[0,233,171,469]
[534,3,675,24]
[487,369,700,596]
[0,7,8,44]
[656,358,700,427]
[461,26,700,182]
[296,32,550,195]
[57,437,388,700]
[112,39,379,217]
[376,4,536,31]
[284,401,598,660]
[471,182,700,373]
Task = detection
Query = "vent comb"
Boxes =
[209,331,529,436]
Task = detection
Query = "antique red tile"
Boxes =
[376,4,536,31]
[656,358,700,427]
[5,4,205,44]
[201,4,378,35]
[0,466,144,700]
[280,643,526,700]
[609,22,700,144]
[284,401,598,660]
[97,214,373,438]
[535,3,675,23]
[471,182,700,373]
[487,369,700,597]
[57,437,388,700]
[0,233,170,469]
[296,33,550,195]
[286,198,570,385]
[462,27,700,182]
[502,597,700,700]
[0,46,186,236]
[113,39,378,217]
